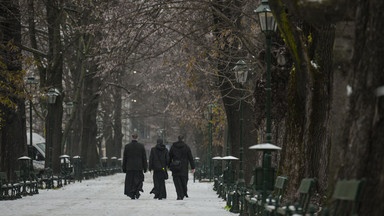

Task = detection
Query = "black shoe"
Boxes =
[136,193,141,199]
[177,197,183,200]
[185,194,189,198]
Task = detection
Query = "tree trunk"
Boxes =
[113,86,123,158]
[0,0,27,180]
[269,0,335,201]
[80,68,100,168]
[329,1,384,214]
[45,0,64,173]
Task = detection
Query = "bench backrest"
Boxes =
[273,176,289,201]
[297,178,317,213]
[14,170,21,180]
[252,167,275,191]
[0,172,8,182]
[331,179,365,216]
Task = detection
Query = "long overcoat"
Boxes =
[122,140,147,197]
[169,141,195,177]
[122,140,147,172]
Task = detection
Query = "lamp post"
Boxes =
[65,102,73,156]
[18,156,32,195]
[254,0,278,205]
[97,119,103,161]
[208,103,215,181]
[249,143,281,204]
[194,157,200,182]
[212,156,223,192]
[26,76,38,166]
[221,155,239,207]
[255,0,277,144]
[47,88,59,169]
[231,60,249,214]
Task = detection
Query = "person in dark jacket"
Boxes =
[169,135,195,200]
[122,133,147,199]
[149,138,170,200]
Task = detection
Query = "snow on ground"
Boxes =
[1,172,234,216]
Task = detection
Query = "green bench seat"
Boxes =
[275,178,317,215]
[322,179,365,216]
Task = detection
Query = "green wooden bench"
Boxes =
[40,168,63,189]
[247,175,289,216]
[274,178,317,215]
[0,172,17,200]
[243,175,255,214]
[14,170,30,196]
[322,179,365,216]
[15,170,39,196]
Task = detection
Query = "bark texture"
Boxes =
[0,0,27,180]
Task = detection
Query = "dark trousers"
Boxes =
[173,175,188,199]
[124,170,144,198]
[151,170,167,199]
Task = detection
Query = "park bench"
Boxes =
[274,178,317,215]
[244,168,279,215]
[40,168,63,189]
[321,179,365,216]
[39,168,53,189]
[0,172,17,200]
[59,155,73,185]
[16,169,39,195]
[14,170,34,196]
[247,175,289,216]
[243,175,256,214]
[60,166,73,186]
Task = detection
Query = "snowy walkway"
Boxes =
[1,172,233,216]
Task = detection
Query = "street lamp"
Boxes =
[249,143,281,204]
[65,102,73,156]
[208,103,216,181]
[47,88,59,169]
[221,155,239,207]
[212,156,223,192]
[97,119,103,160]
[231,60,249,214]
[253,0,278,205]
[26,76,38,164]
[255,0,277,143]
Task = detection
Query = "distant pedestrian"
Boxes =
[169,135,195,200]
[122,133,148,199]
[149,138,170,200]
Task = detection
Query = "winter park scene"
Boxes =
[1,1,383,216]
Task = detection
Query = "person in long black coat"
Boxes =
[169,135,195,200]
[149,138,170,200]
[122,133,147,199]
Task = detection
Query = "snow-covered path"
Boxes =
[1,172,233,216]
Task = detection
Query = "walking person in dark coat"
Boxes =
[122,133,148,199]
[169,135,195,200]
[149,138,170,200]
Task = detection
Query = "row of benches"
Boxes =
[0,166,121,200]
[215,174,365,216]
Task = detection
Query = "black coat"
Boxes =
[149,144,169,171]
[122,140,148,172]
[169,141,195,176]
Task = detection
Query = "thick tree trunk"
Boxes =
[45,0,64,173]
[80,69,100,168]
[269,0,335,201]
[113,86,123,158]
[0,0,27,180]
[329,1,384,214]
